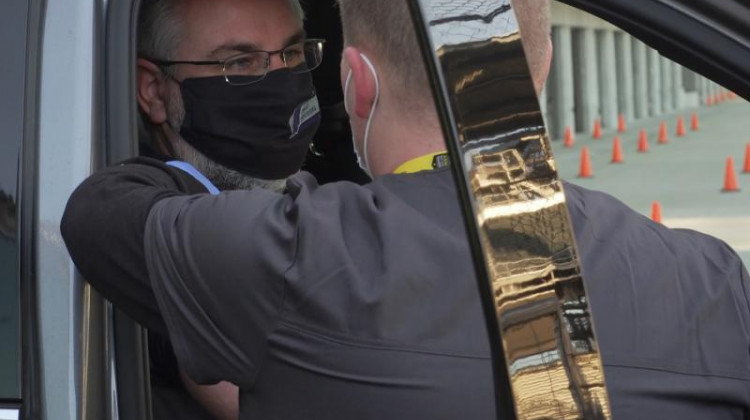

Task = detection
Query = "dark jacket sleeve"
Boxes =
[61,157,208,334]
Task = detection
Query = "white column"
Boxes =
[597,30,618,129]
[672,61,685,109]
[679,68,699,108]
[549,26,576,139]
[632,38,648,119]
[661,55,674,112]
[700,76,710,105]
[572,28,599,134]
[615,32,635,121]
[647,48,662,116]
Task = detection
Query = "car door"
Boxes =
[19,0,129,419]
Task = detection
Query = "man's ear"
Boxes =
[342,47,377,119]
[137,58,169,125]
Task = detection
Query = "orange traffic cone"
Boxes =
[651,201,662,224]
[730,92,737,100]
[593,119,602,139]
[714,93,721,105]
[579,147,593,178]
[743,143,750,174]
[690,112,699,131]
[676,116,686,137]
[658,121,669,144]
[706,95,713,107]
[611,136,624,163]
[723,157,740,192]
[617,114,627,133]
[564,126,575,148]
[637,130,649,153]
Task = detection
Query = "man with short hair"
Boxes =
[63,0,750,418]
[136,0,317,193]
[134,0,322,418]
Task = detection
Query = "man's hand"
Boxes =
[180,370,239,420]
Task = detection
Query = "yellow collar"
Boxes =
[393,151,450,174]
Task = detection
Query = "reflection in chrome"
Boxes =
[410,0,612,418]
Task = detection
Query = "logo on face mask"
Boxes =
[290,96,321,138]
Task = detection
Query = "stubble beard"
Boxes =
[166,89,289,193]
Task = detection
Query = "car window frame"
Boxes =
[0,0,44,418]
[103,0,152,419]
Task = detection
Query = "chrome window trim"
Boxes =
[20,0,45,416]
[407,1,611,418]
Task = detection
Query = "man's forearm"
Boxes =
[61,157,208,333]
[180,370,239,420]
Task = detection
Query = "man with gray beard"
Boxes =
[136,0,316,194]
[134,0,324,418]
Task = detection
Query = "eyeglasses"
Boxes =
[150,39,325,86]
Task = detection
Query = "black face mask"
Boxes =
[177,69,321,179]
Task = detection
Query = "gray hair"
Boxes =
[138,0,182,64]
[138,0,305,63]
[174,137,289,192]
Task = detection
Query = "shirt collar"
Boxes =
[393,151,450,174]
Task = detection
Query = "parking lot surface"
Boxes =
[550,99,750,266]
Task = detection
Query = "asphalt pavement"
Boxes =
[549,98,750,267]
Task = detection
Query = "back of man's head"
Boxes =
[337,0,432,115]
[337,0,551,108]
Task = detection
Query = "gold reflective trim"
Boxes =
[410,0,612,418]
[393,151,449,174]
